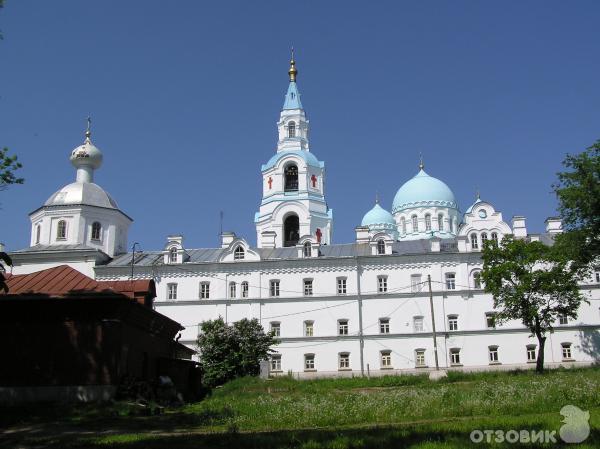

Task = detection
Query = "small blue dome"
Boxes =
[361,203,395,227]
[262,150,324,171]
[392,169,458,213]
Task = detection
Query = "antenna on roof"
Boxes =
[219,211,224,237]
[130,242,140,280]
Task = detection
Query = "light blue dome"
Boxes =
[392,169,458,213]
[262,150,324,171]
[361,203,395,227]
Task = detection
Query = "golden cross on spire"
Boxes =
[288,47,298,82]
[85,115,92,140]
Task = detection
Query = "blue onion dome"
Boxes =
[362,203,395,227]
[392,168,458,214]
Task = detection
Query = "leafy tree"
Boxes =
[196,317,278,388]
[0,147,24,191]
[553,140,600,270]
[481,236,585,373]
[0,251,12,293]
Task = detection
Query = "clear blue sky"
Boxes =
[1,1,599,251]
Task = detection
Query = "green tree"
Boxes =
[0,147,24,191]
[481,236,585,373]
[196,317,278,388]
[553,140,600,270]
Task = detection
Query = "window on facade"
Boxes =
[169,247,178,263]
[381,350,392,368]
[473,271,482,289]
[438,214,444,231]
[445,273,456,290]
[488,345,499,363]
[337,277,347,295]
[413,316,424,332]
[91,222,101,241]
[448,315,458,331]
[425,214,432,231]
[303,279,313,296]
[411,274,422,292]
[596,271,600,283]
[470,233,479,250]
[379,318,390,334]
[450,348,461,365]
[449,218,454,232]
[411,215,418,233]
[200,282,210,299]
[415,349,426,367]
[561,343,573,360]
[559,314,568,325]
[288,121,296,138]
[526,345,537,362]
[491,232,498,243]
[229,282,236,299]
[401,217,406,235]
[338,353,350,370]
[338,319,349,335]
[57,220,67,240]
[270,322,281,337]
[481,233,488,246]
[304,320,314,337]
[283,214,300,247]
[35,225,41,244]
[241,281,249,298]
[284,164,299,191]
[304,354,315,370]
[167,283,177,300]
[378,275,388,293]
[234,246,245,260]
[376,239,385,255]
[269,280,280,297]
[485,312,496,329]
[271,354,282,371]
[303,242,312,257]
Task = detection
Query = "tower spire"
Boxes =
[288,47,298,82]
[85,116,92,141]
[419,152,424,171]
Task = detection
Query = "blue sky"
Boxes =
[1,1,599,251]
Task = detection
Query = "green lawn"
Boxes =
[2,367,599,448]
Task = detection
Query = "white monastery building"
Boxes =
[9,56,600,377]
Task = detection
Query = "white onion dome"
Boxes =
[70,132,103,170]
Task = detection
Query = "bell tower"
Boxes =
[255,53,333,248]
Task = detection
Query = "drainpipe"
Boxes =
[355,256,365,376]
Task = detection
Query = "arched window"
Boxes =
[491,232,498,243]
[481,232,488,246]
[470,233,479,250]
[229,282,236,298]
[411,215,418,233]
[473,271,482,289]
[303,241,312,257]
[377,239,385,255]
[91,221,101,240]
[449,218,454,233]
[425,214,432,231]
[169,247,178,263]
[57,220,67,240]
[288,121,296,138]
[401,217,406,235]
[241,281,249,298]
[35,225,41,244]
[438,214,444,231]
[284,164,298,191]
[284,214,300,247]
[234,246,245,260]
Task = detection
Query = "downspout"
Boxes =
[355,256,365,376]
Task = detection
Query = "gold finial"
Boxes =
[85,116,92,140]
[419,152,424,170]
[288,47,298,82]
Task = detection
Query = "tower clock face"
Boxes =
[478,209,487,219]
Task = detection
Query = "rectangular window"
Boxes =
[303,279,313,296]
[527,345,536,362]
[559,314,568,325]
[270,280,280,297]
[337,277,347,295]
[229,282,236,299]
[561,343,572,360]
[304,321,314,337]
[450,348,461,365]
[596,271,600,283]
[485,313,496,329]
[445,273,456,290]
[338,353,350,370]
[200,282,210,299]
[413,316,424,332]
[411,274,422,292]
[338,319,349,335]
[304,354,315,370]
[381,351,392,368]
[488,346,499,363]
[448,315,458,331]
[167,283,177,300]
[379,318,390,334]
[378,275,388,293]
[241,282,249,298]
[270,354,281,371]
[270,322,280,337]
[415,349,426,367]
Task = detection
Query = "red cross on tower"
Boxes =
[311,174,317,188]
[267,177,273,189]
[315,228,322,243]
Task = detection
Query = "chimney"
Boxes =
[221,232,236,248]
[545,217,563,234]
[511,216,527,238]
[260,231,277,249]
[355,226,370,244]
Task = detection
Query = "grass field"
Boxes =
[1,367,599,448]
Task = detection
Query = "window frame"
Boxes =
[167,282,178,300]
[558,314,568,325]
[470,233,479,250]
[338,352,350,370]
[415,349,426,367]
[526,344,537,362]
[336,277,347,295]
[288,121,296,138]
[199,282,210,299]
[229,281,236,299]
[270,321,281,337]
[450,348,461,366]
[35,224,41,244]
[425,214,432,231]
[269,279,280,297]
[411,274,422,292]
[270,354,282,372]
[380,350,392,368]
[303,278,313,297]
[56,220,67,240]
[169,247,178,263]
[561,342,573,360]
[304,320,314,337]
[376,239,385,255]
[437,214,444,231]
[91,221,102,241]
[411,215,418,233]
[303,241,312,258]
[445,273,456,290]
[485,312,496,329]
[304,353,315,371]
[488,345,499,364]
[379,318,390,334]
[241,281,249,298]
[234,245,245,260]
[413,316,424,333]
[377,275,388,293]
[447,314,458,331]
[338,319,349,336]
